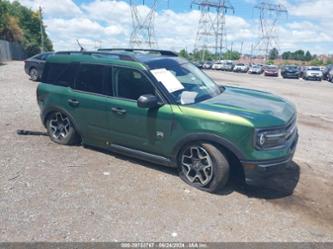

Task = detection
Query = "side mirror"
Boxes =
[137,94,160,109]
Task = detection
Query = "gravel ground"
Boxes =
[0,61,333,242]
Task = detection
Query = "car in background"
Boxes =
[303,66,323,81]
[264,65,279,77]
[212,62,223,70]
[233,63,249,73]
[24,52,54,81]
[281,65,301,79]
[221,61,234,71]
[193,61,204,69]
[323,64,333,81]
[328,69,333,82]
[248,64,263,74]
[202,61,213,69]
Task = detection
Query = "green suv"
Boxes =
[37,49,298,192]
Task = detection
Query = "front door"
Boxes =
[105,66,174,156]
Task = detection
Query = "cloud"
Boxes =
[10,0,82,17]
[287,0,333,21]
[10,0,333,54]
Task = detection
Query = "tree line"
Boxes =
[0,0,53,57]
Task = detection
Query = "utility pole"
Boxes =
[38,6,45,52]
[240,41,244,57]
[129,0,159,48]
[192,0,234,60]
[254,1,287,61]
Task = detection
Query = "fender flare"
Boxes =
[171,133,245,164]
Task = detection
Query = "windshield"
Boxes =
[148,60,221,105]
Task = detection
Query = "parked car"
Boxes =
[264,65,279,77]
[323,64,333,81]
[281,65,301,79]
[303,66,323,81]
[212,62,224,70]
[328,69,333,83]
[233,63,249,73]
[221,61,234,71]
[202,61,213,69]
[248,64,263,74]
[193,61,203,69]
[37,49,298,193]
[24,52,54,81]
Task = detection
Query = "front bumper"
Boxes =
[241,133,298,185]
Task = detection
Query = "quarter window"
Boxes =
[75,64,105,94]
[115,67,155,100]
[43,63,76,87]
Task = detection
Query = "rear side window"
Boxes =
[75,64,105,95]
[42,63,76,87]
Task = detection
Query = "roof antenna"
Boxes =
[76,39,85,51]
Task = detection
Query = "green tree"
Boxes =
[304,51,312,61]
[0,0,53,57]
[282,51,291,60]
[269,48,279,60]
[223,50,240,60]
[179,49,189,59]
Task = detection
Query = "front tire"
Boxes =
[46,112,80,145]
[178,143,229,193]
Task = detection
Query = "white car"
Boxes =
[303,66,323,81]
[233,63,249,73]
[212,62,223,70]
[248,64,263,74]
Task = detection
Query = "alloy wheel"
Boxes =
[49,112,71,141]
[181,146,214,186]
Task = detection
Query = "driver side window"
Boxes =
[114,67,155,100]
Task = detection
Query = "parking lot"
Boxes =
[1,61,333,242]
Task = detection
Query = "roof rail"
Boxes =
[97,48,178,57]
[55,51,136,61]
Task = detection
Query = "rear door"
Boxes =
[70,63,110,147]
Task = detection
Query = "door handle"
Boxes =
[68,99,80,107]
[111,107,127,115]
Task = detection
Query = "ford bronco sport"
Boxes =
[37,49,298,193]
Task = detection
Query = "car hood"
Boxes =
[191,86,296,127]
[306,70,322,74]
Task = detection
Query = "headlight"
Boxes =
[256,129,287,149]
[255,120,297,150]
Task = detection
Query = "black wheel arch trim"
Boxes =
[41,106,82,137]
[171,133,246,164]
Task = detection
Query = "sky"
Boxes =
[10,0,333,55]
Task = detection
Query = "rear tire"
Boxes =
[46,112,80,145]
[178,143,229,193]
[29,68,39,81]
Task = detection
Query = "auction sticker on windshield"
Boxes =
[150,68,184,93]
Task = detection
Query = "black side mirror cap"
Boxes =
[137,94,160,109]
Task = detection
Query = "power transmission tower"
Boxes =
[254,1,287,61]
[129,0,159,48]
[192,0,234,61]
